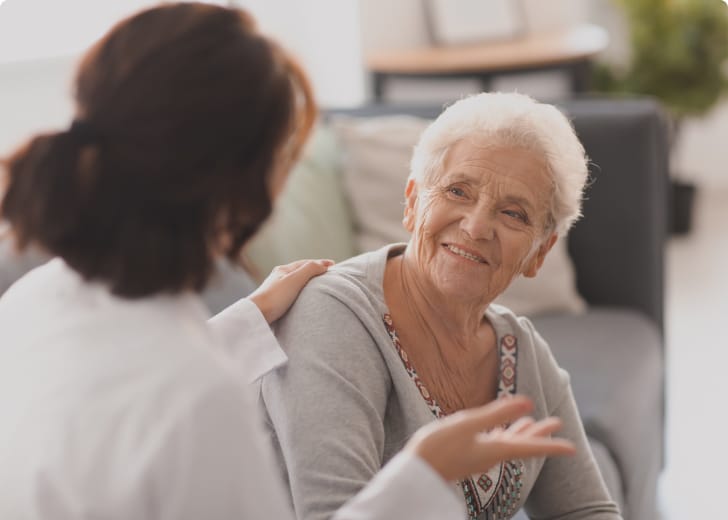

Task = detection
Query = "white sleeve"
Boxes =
[155,378,465,520]
[334,451,466,520]
[208,297,287,383]
[154,379,296,520]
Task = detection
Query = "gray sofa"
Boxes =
[530,98,667,520]
[0,97,667,519]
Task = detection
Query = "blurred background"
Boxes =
[1,1,726,518]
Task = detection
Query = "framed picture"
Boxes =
[425,0,526,46]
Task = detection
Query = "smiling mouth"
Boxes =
[443,244,488,264]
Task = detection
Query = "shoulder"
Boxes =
[0,257,62,305]
[264,249,395,390]
[279,245,393,328]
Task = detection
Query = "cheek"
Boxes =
[499,231,539,272]
[413,196,437,234]
[411,199,450,261]
[420,196,459,232]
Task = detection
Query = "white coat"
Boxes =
[0,259,465,519]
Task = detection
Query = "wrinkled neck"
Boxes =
[385,249,493,359]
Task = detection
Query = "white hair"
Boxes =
[409,92,589,237]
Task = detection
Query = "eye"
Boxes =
[447,186,467,198]
[503,209,529,223]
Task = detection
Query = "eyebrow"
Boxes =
[440,171,479,184]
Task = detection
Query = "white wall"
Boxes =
[1,0,726,187]
[0,55,77,155]
[0,0,162,63]
[239,0,364,107]
[0,0,364,158]
[0,0,173,156]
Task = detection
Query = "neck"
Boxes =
[384,250,494,362]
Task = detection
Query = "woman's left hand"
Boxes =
[249,259,334,324]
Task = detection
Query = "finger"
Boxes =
[447,396,533,435]
[285,259,332,285]
[488,425,505,435]
[477,436,576,460]
[274,259,312,275]
[505,416,536,435]
[281,258,334,274]
[516,417,563,439]
[501,438,576,459]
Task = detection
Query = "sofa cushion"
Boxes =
[329,114,586,317]
[245,123,358,276]
[531,308,662,520]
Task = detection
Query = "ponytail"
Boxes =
[1,129,92,252]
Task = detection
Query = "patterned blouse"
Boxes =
[383,313,525,520]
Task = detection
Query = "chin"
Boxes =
[432,275,494,303]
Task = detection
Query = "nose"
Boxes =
[459,203,495,241]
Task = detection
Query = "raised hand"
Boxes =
[405,395,575,482]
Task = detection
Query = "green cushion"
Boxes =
[245,123,357,277]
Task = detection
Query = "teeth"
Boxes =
[446,245,485,263]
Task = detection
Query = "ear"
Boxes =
[402,178,418,233]
[523,232,558,278]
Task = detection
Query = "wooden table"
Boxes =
[366,24,609,101]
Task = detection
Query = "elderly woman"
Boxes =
[261,92,622,520]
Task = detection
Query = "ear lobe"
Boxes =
[523,233,558,278]
[402,178,418,233]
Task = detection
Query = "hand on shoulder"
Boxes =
[249,259,334,324]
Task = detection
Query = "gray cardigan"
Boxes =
[261,244,621,520]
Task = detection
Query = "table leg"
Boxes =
[372,72,385,102]
[478,74,493,93]
[570,60,593,93]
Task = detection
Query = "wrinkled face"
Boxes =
[404,138,557,304]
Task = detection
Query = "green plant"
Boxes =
[594,0,728,119]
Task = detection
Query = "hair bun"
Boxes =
[68,119,101,145]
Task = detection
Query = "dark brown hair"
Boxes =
[0,3,316,297]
